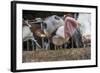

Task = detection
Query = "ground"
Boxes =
[22,47,91,63]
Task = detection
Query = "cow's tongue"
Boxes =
[64,17,78,38]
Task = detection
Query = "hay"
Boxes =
[22,48,91,63]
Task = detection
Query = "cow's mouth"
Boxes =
[43,29,50,37]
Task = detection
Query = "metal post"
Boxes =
[72,37,73,48]
[41,22,45,49]
[72,13,77,49]
[42,38,44,49]
[55,45,57,50]
[31,40,34,50]
[74,13,78,20]
[48,39,50,50]
[27,40,29,51]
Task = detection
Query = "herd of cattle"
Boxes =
[23,14,91,51]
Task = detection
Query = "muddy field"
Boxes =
[22,48,91,63]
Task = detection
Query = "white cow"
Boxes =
[23,26,33,41]
[23,20,41,50]
[43,15,65,36]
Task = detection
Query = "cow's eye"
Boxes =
[42,22,47,29]
[55,16,60,20]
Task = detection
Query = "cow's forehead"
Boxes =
[44,15,58,20]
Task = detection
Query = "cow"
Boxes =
[22,19,42,51]
[51,16,83,48]
[42,15,65,49]
[43,15,65,37]
[77,13,91,47]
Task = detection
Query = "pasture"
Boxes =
[22,47,91,63]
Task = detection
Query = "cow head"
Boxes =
[42,15,65,37]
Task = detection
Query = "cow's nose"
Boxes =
[43,29,49,37]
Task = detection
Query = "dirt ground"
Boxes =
[22,48,91,63]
